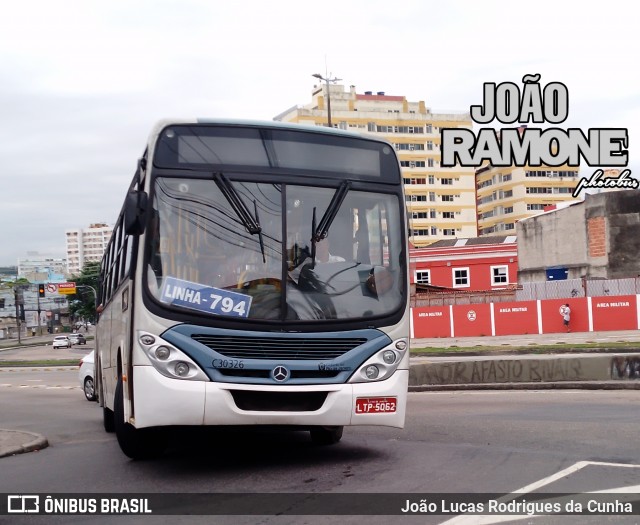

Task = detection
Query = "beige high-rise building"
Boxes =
[65,223,113,275]
[476,164,580,236]
[275,84,477,246]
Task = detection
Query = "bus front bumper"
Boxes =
[132,365,408,429]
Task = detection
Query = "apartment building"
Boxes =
[275,84,477,246]
[476,164,580,236]
[17,253,67,282]
[65,223,113,275]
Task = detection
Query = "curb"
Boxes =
[410,381,640,392]
[0,364,80,370]
[0,429,49,458]
[411,346,640,358]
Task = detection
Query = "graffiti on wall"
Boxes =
[611,357,640,380]
[412,358,584,385]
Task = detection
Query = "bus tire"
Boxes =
[114,377,166,459]
[310,426,343,446]
[103,406,115,433]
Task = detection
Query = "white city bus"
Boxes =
[96,119,410,458]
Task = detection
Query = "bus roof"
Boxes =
[147,118,383,144]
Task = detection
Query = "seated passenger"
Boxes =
[316,238,345,263]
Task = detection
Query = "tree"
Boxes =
[0,277,31,289]
[68,261,101,324]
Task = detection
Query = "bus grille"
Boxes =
[217,369,340,380]
[191,335,367,360]
[230,390,328,411]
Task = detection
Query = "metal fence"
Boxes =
[516,279,585,301]
[516,277,640,301]
[412,277,640,307]
[412,288,516,307]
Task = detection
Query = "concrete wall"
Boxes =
[517,202,588,282]
[517,190,640,282]
[603,191,640,278]
[409,354,640,386]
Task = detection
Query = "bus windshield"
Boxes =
[145,176,404,322]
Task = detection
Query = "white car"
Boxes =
[52,336,71,349]
[68,333,87,345]
[78,351,96,401]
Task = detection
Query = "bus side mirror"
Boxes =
[124,190,148,235]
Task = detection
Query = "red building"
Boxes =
[410,236,518,291]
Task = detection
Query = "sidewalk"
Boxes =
[411,329,640,350]
[0,429,48,458]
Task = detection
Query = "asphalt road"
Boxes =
[2,367,640,524]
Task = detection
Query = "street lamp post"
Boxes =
[76,284,98,326]
[37,288,41,336]
[76,284,97,302]
[312,73,342,127]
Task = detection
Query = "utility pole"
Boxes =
[37,288,41,336]
[13,285,27,343]
[14,288,21,344]
[312,72,342,127]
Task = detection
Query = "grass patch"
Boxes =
[0,342,44,351]
[0,360,79,367]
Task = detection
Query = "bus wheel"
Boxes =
[103,406,115,433]
[310,426,343,446]
[114,378,166,459]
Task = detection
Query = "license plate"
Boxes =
[355,397,397,414]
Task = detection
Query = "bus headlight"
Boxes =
[349,338,409,383]
[174,362,190,377]
[140,334,156,346]
[137,331,208,381]
[382,350,396,364]
[365,365,379,379]
[155,346,171,360]
[395,340,407,351]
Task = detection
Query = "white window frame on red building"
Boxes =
[415,270,431,285]
[491,264,509,286]
[452,267,470,288]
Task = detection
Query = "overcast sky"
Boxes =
[1,0,638,266]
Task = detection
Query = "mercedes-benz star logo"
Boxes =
[272,365,290,382]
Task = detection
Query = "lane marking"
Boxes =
[440,461,640,525]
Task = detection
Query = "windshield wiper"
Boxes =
[309,181,350,265]
[213,172,266,262]
[252,200,266,263]
[312,180,351,243]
